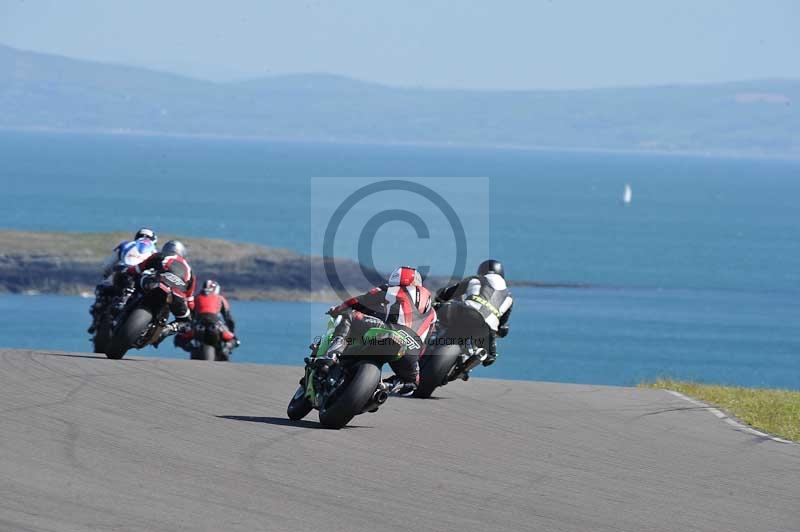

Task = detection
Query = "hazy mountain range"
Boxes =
[1,44,798,157]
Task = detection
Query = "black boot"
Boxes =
[154,320,188,347]
[383,375,417,397]
[482,335,498,366]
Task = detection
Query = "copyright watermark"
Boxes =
[311,177,489,306]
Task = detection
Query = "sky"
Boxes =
[0,0,798,90]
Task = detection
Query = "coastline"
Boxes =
[0,229,578,302]
[2,126,798,162]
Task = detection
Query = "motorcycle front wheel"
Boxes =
[287,384,313,421]
[93,314,113,354]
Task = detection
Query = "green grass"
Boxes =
[643,379,800,442]
[0,230,298,262]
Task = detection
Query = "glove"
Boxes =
[325,305,338,316]
[140,275,159,291]
[497,325,509,338]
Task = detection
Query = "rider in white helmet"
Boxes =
[434,259,513,367]
[88,228,157,334]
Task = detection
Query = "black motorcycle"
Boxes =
[414,301,491,398]
[189,318,234,361]
[105,270,184,360]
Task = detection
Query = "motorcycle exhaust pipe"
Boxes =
[373,388,389,405]
[457,350,487,381]
[362,387,389,414]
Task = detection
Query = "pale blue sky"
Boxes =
[1,0,798,89]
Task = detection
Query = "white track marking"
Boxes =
[664,390,794,444]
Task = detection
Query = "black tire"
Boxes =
[287,385,313,421]
[413,344,461,398]
[107,307,153,360]
[92,315,113,354]
[319,362,381,429]
[200,344,216,361]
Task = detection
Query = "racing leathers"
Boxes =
[125,252,197,341]
[194,292,236,338]
[325,284,436,394]
[435,273,513,366]
[175,292,237,352]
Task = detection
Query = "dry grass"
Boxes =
[0,230,298,263]
[643,379,800,442]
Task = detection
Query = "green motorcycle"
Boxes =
[287,316,408,429]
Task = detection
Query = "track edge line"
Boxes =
[663,390,794,445]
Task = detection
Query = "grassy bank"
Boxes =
[643,379,800,442]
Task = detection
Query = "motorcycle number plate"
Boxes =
[161,272,186,288]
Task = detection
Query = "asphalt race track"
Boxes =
[0,349,797,532]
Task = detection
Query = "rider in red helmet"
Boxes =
[321,266,436,396]
[174,279,238,354]
[195,280,236,336]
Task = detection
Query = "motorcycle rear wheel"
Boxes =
[107,307,153,360]
[414,344,461,398]
[319,362,381,429]
[200,344,216,361]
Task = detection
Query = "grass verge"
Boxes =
[642,379,800,442]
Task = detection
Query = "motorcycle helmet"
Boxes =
[202,279,221,295]
[135,227,157,244]
[477,259,504,278]
[388,266,422,287]
[161,240,187,258]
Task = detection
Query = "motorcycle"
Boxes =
[287,316,409,429]
[104,269,184,360]
[90,239,156,353]
[188,318,234,361]
[414,301,491,398]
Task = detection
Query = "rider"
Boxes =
[88,227,157,333]
[320,266,436,396]
[434,259,513,367]
[124,240,197,343]
[175,279,238,352]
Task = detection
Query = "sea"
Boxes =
[1,131,798,389]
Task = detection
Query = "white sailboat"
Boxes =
[622,183,632,205]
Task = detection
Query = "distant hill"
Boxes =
[1,44,798,157]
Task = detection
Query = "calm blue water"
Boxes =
[3,131,799,290]
[1,288,798,388]
[1,132,799,388]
